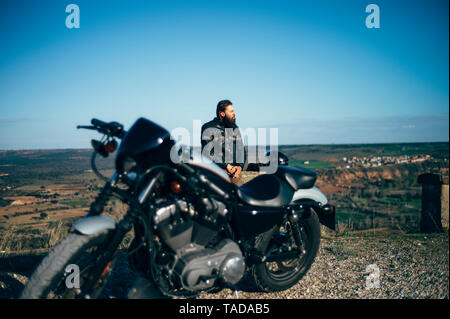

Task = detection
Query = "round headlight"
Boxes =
[122,156,137,174]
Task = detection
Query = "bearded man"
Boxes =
[201,100,245,179]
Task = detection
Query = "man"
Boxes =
[201,100,245,179]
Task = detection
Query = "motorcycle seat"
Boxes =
[236,174,294,207]
[274,165,317,190]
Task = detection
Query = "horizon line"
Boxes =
[0,140,448,152]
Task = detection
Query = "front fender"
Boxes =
[73,215,116,235]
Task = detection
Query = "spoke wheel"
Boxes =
[251,209,321,292]
[20,230,114,299]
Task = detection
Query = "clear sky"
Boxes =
[0,0,448,149]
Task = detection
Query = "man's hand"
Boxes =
[226,164,242,178]
[226,164,236,176]
[232,166,242,179]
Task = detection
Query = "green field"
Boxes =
[1,143,447,243]
[60,200,90,208]
[289,159,335,170]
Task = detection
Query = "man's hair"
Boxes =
[216,99,232,119]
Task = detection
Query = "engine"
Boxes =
[152,197,245,292]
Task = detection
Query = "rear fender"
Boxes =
[292,187,327,205]
[291,187,335,230]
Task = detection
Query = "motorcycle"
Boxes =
[20,117,335,299]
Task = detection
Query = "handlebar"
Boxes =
[91,118,108,127]
[76,125,96,130]
[77,118,126,139]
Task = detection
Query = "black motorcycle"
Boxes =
[20,117,335,299]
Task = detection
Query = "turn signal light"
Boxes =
[171,181,181,194]
[91,139,108,157]
[91,139,117,158]
[322,204,335,215]
[105,140,117,153]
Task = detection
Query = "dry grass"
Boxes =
[0,220,70,253]
[45,221,67,248]
[0,224,16,253]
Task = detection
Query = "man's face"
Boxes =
[220,104,236,124]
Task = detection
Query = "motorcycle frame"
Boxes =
[72,164,331,284]
[66,118,335,297]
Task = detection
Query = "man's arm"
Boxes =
[202,122,228,170]
[234,127,245,169]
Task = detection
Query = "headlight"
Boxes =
[125,171,137,182]
[116,155,137,175]
[123,156,137,173]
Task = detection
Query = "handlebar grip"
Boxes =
[86,118,125,139]
[91,118,107,127]
[77,125,96,130]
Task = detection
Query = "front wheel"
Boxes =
[251,209,321,292]
[20,230,114,299]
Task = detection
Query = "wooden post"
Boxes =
[418,173,443,233]
[441,176,449,230]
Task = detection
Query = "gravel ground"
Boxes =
[1,230,448,299]
[199,230,449,299]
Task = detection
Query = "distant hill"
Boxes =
[0,142,447,178]
[278,142,449,162]
[0,149,114,188]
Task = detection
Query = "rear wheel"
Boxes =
[20,230,114,299]
[251,209,321,292]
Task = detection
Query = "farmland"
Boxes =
[0,142,448,252]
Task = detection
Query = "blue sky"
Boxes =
[0,0,448,149]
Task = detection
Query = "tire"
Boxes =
[20,230,113,299]
[251,209,321,292]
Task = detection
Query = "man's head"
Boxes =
[216,99,236,127]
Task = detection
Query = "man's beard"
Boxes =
[222,116,236,128]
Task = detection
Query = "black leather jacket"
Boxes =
[201,117,245,170]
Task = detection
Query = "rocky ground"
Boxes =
[200,230,449,299]
[1,230,448,299]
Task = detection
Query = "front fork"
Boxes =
[79,175,139,297]
[82,210,134,297]
[86,171,119,218]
